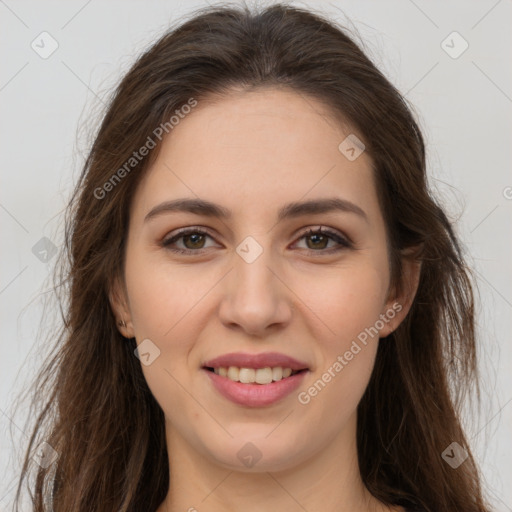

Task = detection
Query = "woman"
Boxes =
[14,3,492,511]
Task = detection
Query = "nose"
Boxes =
[217,245,293,337]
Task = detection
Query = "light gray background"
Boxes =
[1,0,511,510]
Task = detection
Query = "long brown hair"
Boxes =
[12,3,491,511]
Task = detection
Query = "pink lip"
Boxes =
[203,351,309,371]
[204,369,308,407]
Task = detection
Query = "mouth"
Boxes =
[201,352,311,407]
[201,352,310,407]
[203,366,309,407]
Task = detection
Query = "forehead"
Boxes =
[131,87,381,226]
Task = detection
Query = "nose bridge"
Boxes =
[233,234,278,299]
[218,234,291,333]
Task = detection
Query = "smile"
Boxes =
[203,368,308,407]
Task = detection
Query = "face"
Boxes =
[111,87,412,473]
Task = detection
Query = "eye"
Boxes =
[161,227,216,254]
[161,226,352,255]
[293,226,352,254]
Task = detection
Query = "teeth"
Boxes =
[227,366,239,381]
[272,367,282,381]
[212,366,299,384]
[239,368,255,383]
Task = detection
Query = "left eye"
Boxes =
[161,227,352,254]
[296,227,352,252]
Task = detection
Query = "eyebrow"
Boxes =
[144,197,368,224]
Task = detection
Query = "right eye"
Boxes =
[161,227,217,254]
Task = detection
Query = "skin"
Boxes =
[110,87,420,512]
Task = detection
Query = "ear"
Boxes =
[108,275,135,339]
[379,246,422,338]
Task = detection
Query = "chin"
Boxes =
[200,434,309,473]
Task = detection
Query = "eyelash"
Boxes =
[161,226,353,256]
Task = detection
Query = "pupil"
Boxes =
[186,233,204,248]
[309,234,326,249]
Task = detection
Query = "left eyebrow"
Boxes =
[144,197,368,224]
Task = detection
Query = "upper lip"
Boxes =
[203,352,309,371]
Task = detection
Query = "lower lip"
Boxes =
[204,369,308,407]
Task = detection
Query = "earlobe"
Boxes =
[380,248,422,338]
[108,277,134,338]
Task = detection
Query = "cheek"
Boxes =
[293,264,386,408]
[123,249,214,403]
[294,262,388,344]
[296,269,383,429]
[124,246,212,338]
